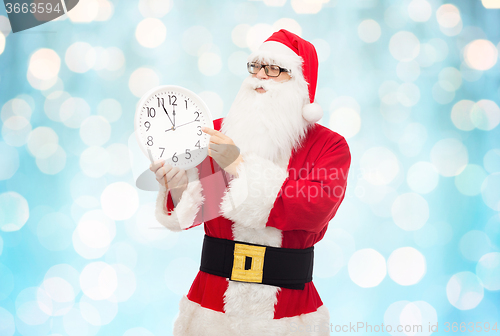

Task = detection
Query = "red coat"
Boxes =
[158,117,351,334]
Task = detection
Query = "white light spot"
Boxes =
[60,97,91,128]
[483,149,500,174]
[476,252,500,290]
[464,39,498,71]
[37,277,75,316]
[36,145,67,175]
[199,91,223,118]
[264,0,286,6]
[360,147,400,185]
[455,164,487,196]
[481,173,500,211]
[389,31,420,61]
[446,272,484,310]
[482,0,500,8]
[80,116,111,147]
[358,19,381,43]
[28,48,61,81]
[97,99,121,123]
[231,24,250,48]
[407,162,439,194]
[392,193,429,231]
[408,0,432,22]
[107,264,136,302]
[385,301,438,336]
[0,192,29,232]
[65,42,96,73]
[79,294,118,326]
[291,0,327,14]
[27,127,59,159]
[246,23,274,52]
[77,213,115,250]
[80,262,117,300]
[471,99,500,131]
[329,107,361,139]
[387,247,426,286]
[436,4,461,28]
[198,52,222,76]
[397,82,420,107]
[105,47,125,72]
[63,307,99,336]
[105,242,138,269]
[67,0,99,22]
[430,138,468,177]
[1,116,32,147]
[451,100,475,131]
[80,146,110,178]
[272,18,302,37]
[1,98,32,122]
[460,230,494,262]
[135,18,166,48]
[379,80,399,105]
[138,0,172,18]
[44,264,81,298]
[348,249,386,288]
[129,68,160,98]
[0,142,19,180]
[106,143,131,176]
[101,182,139,220]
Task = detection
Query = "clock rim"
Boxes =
[134,85,215,170]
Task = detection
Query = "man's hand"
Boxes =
[149,160,188,205]
[202,127,243,177]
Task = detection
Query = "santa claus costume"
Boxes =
[155,30,351,336]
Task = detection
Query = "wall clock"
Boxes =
[134,85,214,170]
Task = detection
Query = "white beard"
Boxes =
[220,76,312,166]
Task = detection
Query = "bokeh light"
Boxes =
[357,19,381,43]
[391,193,429,231]
[135,18,167,48]
[0,192,29,232]
[430,138,468,177]
[476,252,500,291]
[100,182,139,220]
[464,39,498,71]
[348,248,386,288]
[446,272,484,310]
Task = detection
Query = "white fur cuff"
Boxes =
[155,168,205,231]
[220,153,288,229]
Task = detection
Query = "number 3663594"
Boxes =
[5,2,62,14]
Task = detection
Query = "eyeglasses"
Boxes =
[247,62,290,77]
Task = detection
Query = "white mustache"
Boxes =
[244,76,282,92]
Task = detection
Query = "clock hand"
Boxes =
[161,101,175,127]
[173,105,176,128]
[164,120,197,132]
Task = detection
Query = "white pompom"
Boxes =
[302,102,323,123]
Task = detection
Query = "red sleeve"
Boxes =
[266,138,351,233]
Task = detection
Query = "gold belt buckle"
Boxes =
[231,243,266,283]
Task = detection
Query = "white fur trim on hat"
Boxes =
[302,102,323,123]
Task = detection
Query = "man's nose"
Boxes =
[256,67,269,79]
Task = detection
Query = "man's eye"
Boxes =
[270,65,279,71]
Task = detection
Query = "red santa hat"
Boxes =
[248,29,323,124]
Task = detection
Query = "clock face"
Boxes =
[134,85,214,170]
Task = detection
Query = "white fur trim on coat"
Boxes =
[154,167,204,231]
[173,295,331,336]
[220,152,288,230]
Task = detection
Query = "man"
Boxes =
[150,29,351,336]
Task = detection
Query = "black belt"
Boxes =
[200,235,314,290]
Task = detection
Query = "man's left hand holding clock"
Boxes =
[149,128,243,206]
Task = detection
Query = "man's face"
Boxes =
[252,65,291,94]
